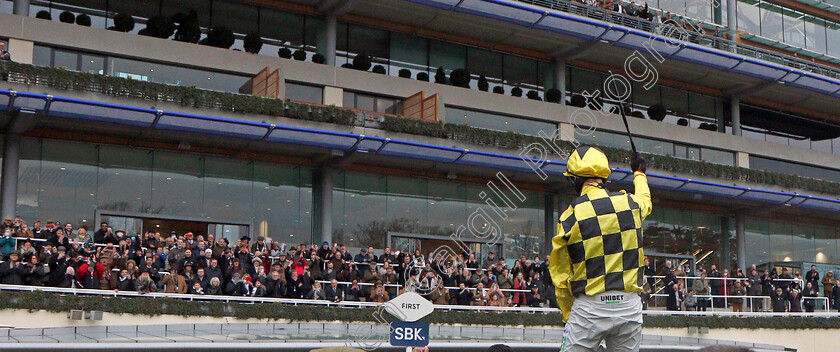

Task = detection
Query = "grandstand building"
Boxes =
[1,0,840,278]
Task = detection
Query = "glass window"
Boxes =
[386,176,428,230]
[688,92,716,120]
[80,54,105,75]
[152,150,204,217]
[253,163,312,244]
[98,146,153,214]
[631,81,660,108]
[109,56,249,92]
[304,16,325,49]
[447,107,556,136]
[33,45,51,67]
[203,157,253,221]
[660,87,688,117]
[467,47,503,80]
[805,18,827,54]
[429,39,466,71]
[700,148,734,166]
[503,54,537,86]
[390,32,428,73]
[37,139,98,225]
[660,0,687,17]
[355,94,375,112]
[285,82,323,104]
[783,12,805,48]
[54,50,79,71]
[571,67,602,95]
[16,138,43,222]
[332,171,387,248]
[502,191,544,259]
[110,0,160,21]
[760,6,784,42]
[637,137,673,156]
[826,22,840,58]
[349,24,389,60]
[737,1,760,35]
[260,8,305,46]
[814,226,837,264]
[211,0,259,35]
[769,221,793,262]
[427,180,466,237]
[792,223,815,263]
[685,0,713,22]
[745,217,770,267]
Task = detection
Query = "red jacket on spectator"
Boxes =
[77,262,104,281]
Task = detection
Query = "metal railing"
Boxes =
[514,0,840,79]
[650,293,831,312]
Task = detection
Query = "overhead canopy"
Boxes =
[3,89,840,214]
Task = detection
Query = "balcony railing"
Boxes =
[515,0,840,79]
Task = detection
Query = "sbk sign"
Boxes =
[389,321,430,347]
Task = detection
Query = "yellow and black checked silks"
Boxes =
[550,171,651,322]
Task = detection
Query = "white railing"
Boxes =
[649,293,831,312]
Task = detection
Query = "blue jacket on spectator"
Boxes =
[0,236,16,259]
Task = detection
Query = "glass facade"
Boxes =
[584,129,735,166]
[745,217,839,265]
[343,91,403,115]
[642,205,726,269]
[16,138,312,244]
[749,156,840,182]
[331,171,546,260]
[446,107,558,137]
[32,45,249,93]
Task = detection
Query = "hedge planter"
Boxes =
[1,291,839,329]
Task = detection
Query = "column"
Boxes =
[325,13,337,67]
[555,57,567,105]
[730,95,741,136]
[1,134,21,221]
[312,168,335,245]
[736,214,746,272]
[726,0,737,44]
[13,0,29,16]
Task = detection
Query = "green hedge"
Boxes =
[381,116,840,196]
[0,61,355,126]
[3,60,838,196]
[2,291,840,329]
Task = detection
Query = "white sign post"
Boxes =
[385,292,434,352]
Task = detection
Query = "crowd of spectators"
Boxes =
[2,216,840,313]
[0,216,555,308]
[642,258,840,313]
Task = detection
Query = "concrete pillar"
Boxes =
[13,0,29,16]
[1,134,21,221]
[323,86,343,107]
[555,58,567,105]
[730,95,741,136]
[736,214,746,272]
[312,168,335,245]
[325,14,337,67]
[543,193,557,255]
[735,152,749,168]
[8,39,34,65]
[726,0,737,43]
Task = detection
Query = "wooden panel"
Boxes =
[403,91,425,120]
[251,66,271,97]
[421,94,438,122]
[265,69,280,99]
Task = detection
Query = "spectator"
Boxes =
[640,284,651,310]
[805,265,819,287]
[325,279,343,302]
[823,271,835,299]
[23,254,46,286]
[0,226,16,260]
[731,281,745,313]
[0,42,11,61]
[666,283,681,311]
[370,281,388,303]
[746,269,762,311]
[788,285,803,313]
[136,271,156,294]
[344,280,362,301]
[0,252,25,284]
[511,272,527,306]
[115,269,134,291]
[207,277,223,295]
[694,271,710,311]
[778,268,793,290]
[481,252,496,269]
[61,266,81,288]
[306,281,325,300]
[770,287,787,312]
[833,279,840,312]
[251,279,267,297]
[684,289,697,311]
[455,282,473,305]
[804,281,818,313]
[708,265,723,307]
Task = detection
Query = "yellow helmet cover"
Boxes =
[564,146,611,179]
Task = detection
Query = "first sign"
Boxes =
[384,292,434,322]
[390,321,430,347]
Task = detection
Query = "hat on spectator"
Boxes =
[323,241,329,246]
[170,230,177,235]
[257,236,265,241]
[184,261,194,268]
[9,252,18,258]
[205,249,212,254]
[233,272,241,279]
[3,217,11,221]
[241,236,251,242]
[252,257,262,265]
[57,246,66,251]
[185,233,193,238]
